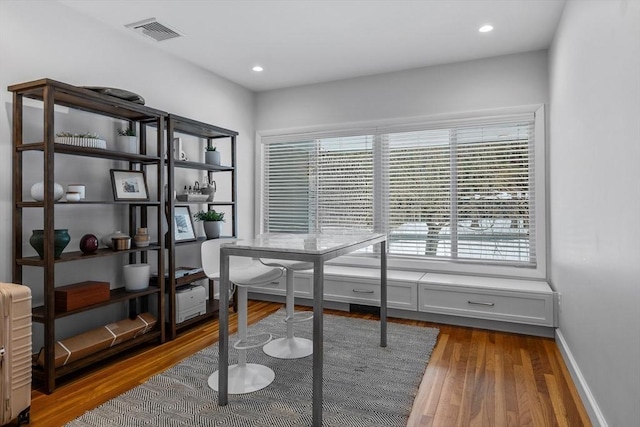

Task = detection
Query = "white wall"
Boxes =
[0,1,255,344]
[549,1,640,426]
[256,50,549,131]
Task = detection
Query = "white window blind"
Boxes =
[262,136,374,233]
[262,141,314,232]
[261,113,537,267]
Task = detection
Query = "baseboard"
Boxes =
[555,329,608,427]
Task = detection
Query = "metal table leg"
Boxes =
[381,239,387,347]
[312,260,324,426]
[218,250,229,405]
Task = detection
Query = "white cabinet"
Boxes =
[253,274,313,298]
[252,266,420,311]
[418,273,555,327]
[321,269,419,310]
[249,266,556,331]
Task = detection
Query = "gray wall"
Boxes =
[549,1,640,426]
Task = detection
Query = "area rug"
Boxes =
[67,310,439,427]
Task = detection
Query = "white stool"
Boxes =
[201,240,283,394]
[260,259,314,359]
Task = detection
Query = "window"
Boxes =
[259,108,545,275]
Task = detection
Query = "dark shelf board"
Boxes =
[151,268,206,287]
[168,159,234,172]
[18,200,162,208]
[17,244,162,266]
[16,142,162,163]
[168,114,238,139]
[31,286,161,322]
[168,200,235,206]
[9,78,166,121]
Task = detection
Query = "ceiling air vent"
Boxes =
[125,18,183,42]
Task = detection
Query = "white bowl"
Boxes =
[123,263,151,292]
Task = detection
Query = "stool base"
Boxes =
[263,336,313,359]
[208,363,275,394]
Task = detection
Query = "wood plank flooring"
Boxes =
[25,301,591,427]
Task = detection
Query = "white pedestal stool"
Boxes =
[260,259,314,359]
[201,240,283,394]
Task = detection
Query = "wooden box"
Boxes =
[54,281,110,312]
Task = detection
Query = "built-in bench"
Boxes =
[248,265,557,337]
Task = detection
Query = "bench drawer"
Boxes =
[251,274,313,298]
[418,284,554,326]
[324,277,417,310]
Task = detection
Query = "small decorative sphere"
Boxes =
[30,182,64,201]
[79,234,99,254]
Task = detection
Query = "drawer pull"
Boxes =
[468,300,495,307]
[352,289,374,294]
[263,281,281,287]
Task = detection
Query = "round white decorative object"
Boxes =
[123,263,151,292]
[65,191,81,202]
[30,182,64,201]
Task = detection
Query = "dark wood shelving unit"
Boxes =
[10,78,167,393]
[165,114,238,339]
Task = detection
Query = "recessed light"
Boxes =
[252,65,264,72]
[479,25,494,33]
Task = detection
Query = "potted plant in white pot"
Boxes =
[204,146,221,165]
[117,127,137,153]
[194,209,225,239]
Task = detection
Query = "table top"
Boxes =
[221,232,386,256]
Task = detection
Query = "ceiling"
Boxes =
[58,0,565,92]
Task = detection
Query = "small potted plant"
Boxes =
[117,127,137,153]
[194,209,225,239]
[205,145,221,165]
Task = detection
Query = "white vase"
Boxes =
[117,135,138,153]
[203,221,222,239]
[205,151,221,165]
[30,182,64,201]
[123,263,151,292]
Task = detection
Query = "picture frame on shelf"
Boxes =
[164,138,186,161]
[110,169,149,201]
[174,137,187,161]
[173,205,196,242]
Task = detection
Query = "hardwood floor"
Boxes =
[26,301,591,427]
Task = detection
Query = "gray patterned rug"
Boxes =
[67,310,439,426]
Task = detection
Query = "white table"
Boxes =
[217,232,387,426]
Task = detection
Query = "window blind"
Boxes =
[261,113,536,267]
[262,141,314,232]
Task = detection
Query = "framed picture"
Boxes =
[174,137,187,161]
[110,169,149,201]
[173,205,196,242]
